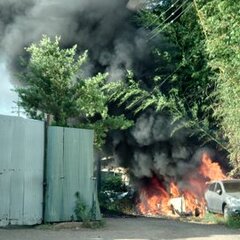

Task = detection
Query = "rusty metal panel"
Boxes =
[45,127,101,222]
[0,115,44,226]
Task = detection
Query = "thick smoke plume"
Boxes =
[0,0,151,81]
[0,0,223,187]
[108,110,224,188]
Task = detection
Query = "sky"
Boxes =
[0,58,18,116]
[0,0,149,118]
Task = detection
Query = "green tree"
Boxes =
[17,35,88,125]
[150,0,223,148]
[194,0,240,174]
[108,1,223,148]
[16,35,132,146]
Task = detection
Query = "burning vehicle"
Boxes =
[169,196,201,217]
[205,179,240,219]
[137,153,227,218]
[107,111,229,218]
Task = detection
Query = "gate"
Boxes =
[44,126,101,222]
[0,116,100,226]
[0,115,44,226]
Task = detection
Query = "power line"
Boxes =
[145,0,183,28]
[150,1,189,34]
[150,2,193,39]
[146,1,195,87]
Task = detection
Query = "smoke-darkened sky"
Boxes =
[0,0,148,115]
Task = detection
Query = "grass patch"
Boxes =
[202,212,225,224]
[226,215,240,229]
[203,212,240,228]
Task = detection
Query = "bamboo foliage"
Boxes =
[195,0,240,174]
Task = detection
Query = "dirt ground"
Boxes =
[0,217,240,240]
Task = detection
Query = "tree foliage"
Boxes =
[107,1,224,148]
[17,35,86,125]
[194,0,240,174]
[16,35,132,147]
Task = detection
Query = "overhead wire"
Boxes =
[150,0,189,33]
[145,0,183,28]
[122,2,195,110]
[150,1,193,39]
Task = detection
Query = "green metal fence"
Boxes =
[44,126,101,222]
[0,115,44,226]
[0,116,101,226]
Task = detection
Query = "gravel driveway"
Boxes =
[0,217,240,240]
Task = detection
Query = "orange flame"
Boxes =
[200,153,227,180]
[137,152,227,217]
[170,182,180,197]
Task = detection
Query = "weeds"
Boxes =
[99,174,135,215]
[203,212,225,224]
[74,192,104,229]
[226,215,240,229]
[74,192,92,222]
[203,212,240,228]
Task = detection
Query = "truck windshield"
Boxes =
[223,181,240,193]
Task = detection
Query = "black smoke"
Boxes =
[0,0,226,187]
[107,110,202,184]
[106,107,229,193]
[0,0,155,81]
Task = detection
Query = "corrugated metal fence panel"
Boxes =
[45,127,100,222]
[0,115,44,226]
[63,128,94,218]
[21,118,44,225]
[0,116,13,227]
[44,127,64,222]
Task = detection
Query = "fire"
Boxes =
[200,153,227,180]
[137,152,227,217]
[138,177,170,215]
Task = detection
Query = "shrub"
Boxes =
[74,192,92,222]
[74,192,105,228]
[226,215,240,229]
[99,173,135,215]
